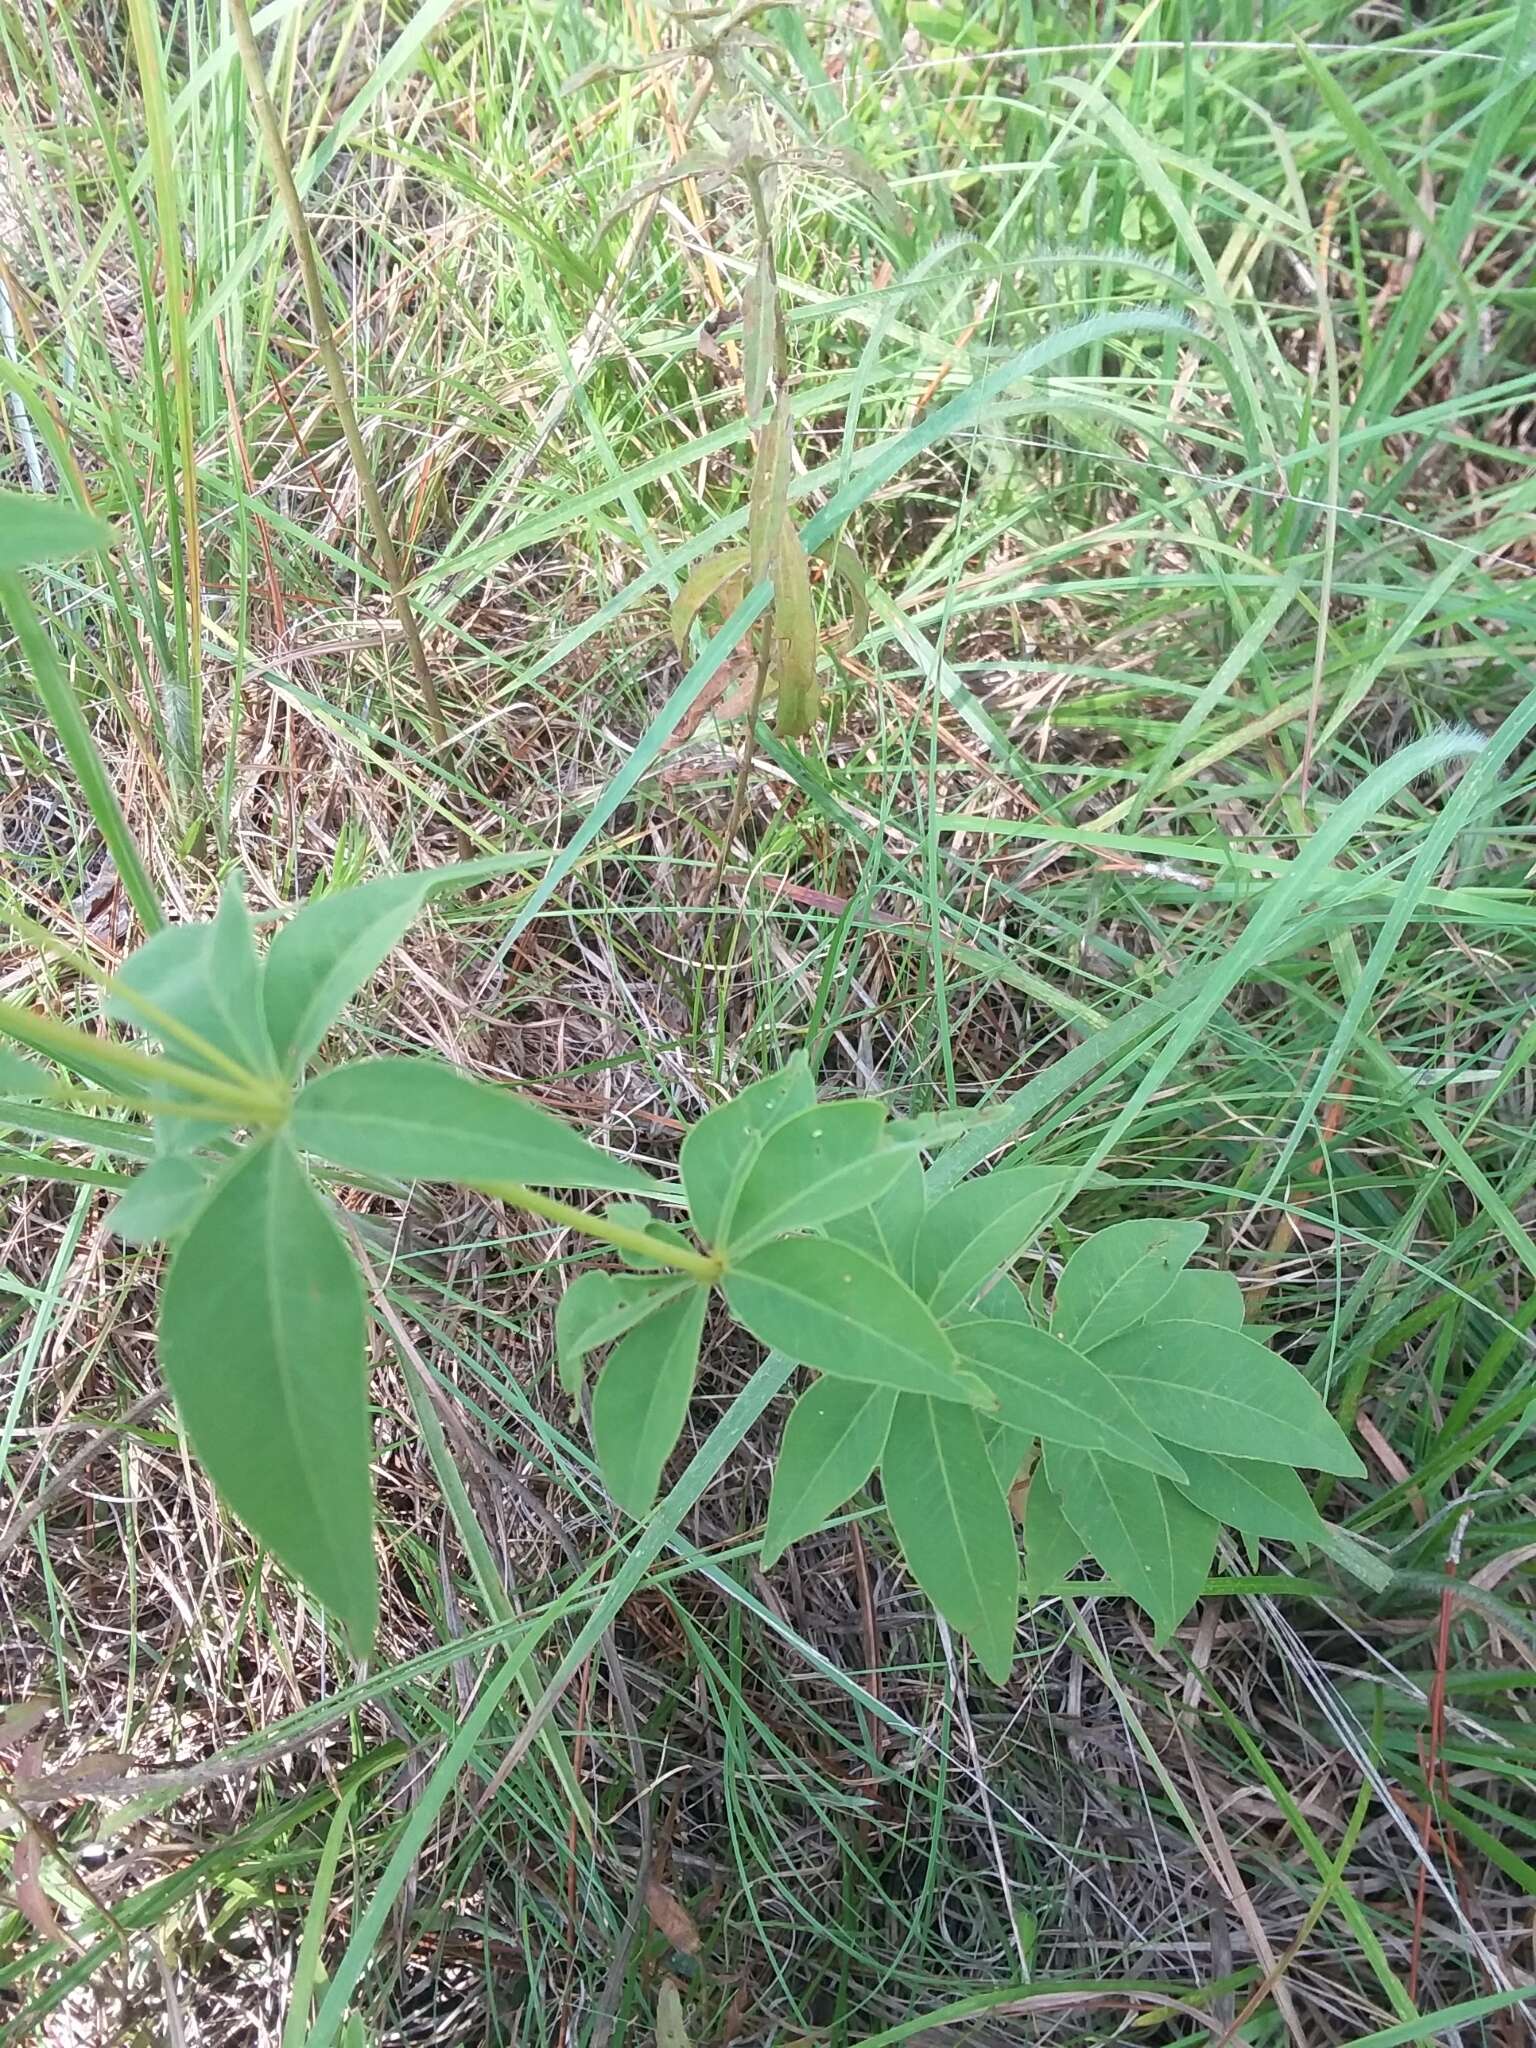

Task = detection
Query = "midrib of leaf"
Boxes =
[1146,1475,1177,1624]
[735,1155,890,1251]
[713,1130,772,1246]
[779,1387,886,1526]
[1132,1353,1336,1458]
[210,956,270,1076]
[1068,1451,1155,1612]
[931,1407,991,1634]
[738,1262,939,1368]
[262,1146,352,1592]
[635,1320,687,1453]
[1072,1249,1167,1347]
[285,938,376,1059]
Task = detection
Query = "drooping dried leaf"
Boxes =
[772,519,819,738]
[13,1824,66,1945]
[670,547,750,654]
[742,241,778,423]
[747,403,791,587]
[645,1878,702,1956]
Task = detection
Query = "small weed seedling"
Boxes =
[0,871,1386,1679]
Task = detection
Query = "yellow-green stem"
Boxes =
[469,1179,722,1283]
[0,997,288,1125]
[0,894,269,1093]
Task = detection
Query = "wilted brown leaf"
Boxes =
[13,1825,66,1945]
[663,649,762,748]
[645,1876,701,1956]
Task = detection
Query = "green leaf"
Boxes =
[680,1058,815,1249]
[159,1140,377,1649]
[747,401,790,587]
[109,1152,215,1244]
[293,1056,661,1195]
[109,873,277,1079]
[723,1237,989,1404]
[883,1395,1020,1682]
[984,1418,1033,1494]
[772,519,820,739]
[913,1167,1085,1323]
[1046,1445,1217,1642]
[968,1274,1034,1325]
[1092,1320,1364,1476]
[741,240,777,424]
[762,1379,896,1565]
[1168,1447,1391,1591]
[1143,1267,1244,1330]
[813,537,871,652]
[1167,1444,1329,1547]
[0,489,112,571]
[263,873,431,1072]
[728,1100,906,1250]
[949,1319,1186,1479]
[1022,1464,1088,1603]
[1051,1219,1207,1352]
[591,1285,709,1516]
[555,1271,688,1397]
[823,1146,925,1284]
[0,1049,48,1100]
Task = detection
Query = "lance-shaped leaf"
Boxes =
[159,1140,377,1650]
[293,1056,661,1195]
[1168,1446,1391,1590]
[728,1099,905,1250]
[1140,1267,1245,1331]
[883,1394,1020,1682]
[109,874,276,1080]
[1052,1219,1208,1352]
[109,1152,216,1245]
[747,403,790,586]
[263,872,431,1072]
[680,1058,815,1249]
[1046,1444,1216,1643]
[723,1237,989,1404]
[742,240,778,424]
[762,1378,896,1565]
[1091,1320,1364,1476]
[591,1285,709,1516]
[950,1319,1185,1478]
[555,1271,689,1397]
[824,1146,926,1286]
[1022,1463,1089,1603]
[772,519,819,739]
[670,547,749,654]
[913,1166,1088,1323]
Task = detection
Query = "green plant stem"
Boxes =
[0,572,163,934]
[0,995,287,1124]
[225,0,457,770]
[467,1178,722,1282]
[0,891,269,1092]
